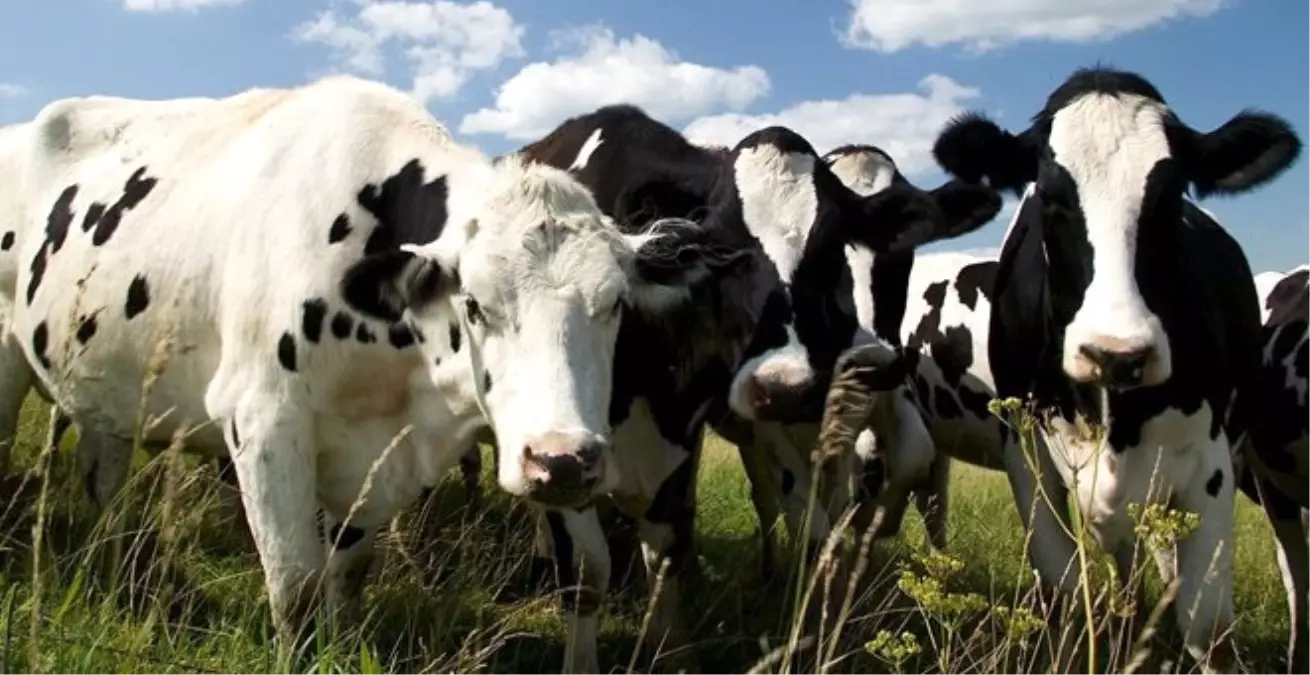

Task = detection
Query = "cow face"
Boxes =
[725,130,1000,423]
[933,67,1301,390]
[342,157,749,508]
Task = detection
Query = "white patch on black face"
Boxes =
[828,149,897,343]
[568,128,604,172]
[733,145,819,284]
[726,144,821,420]
[1050,93,1173,388]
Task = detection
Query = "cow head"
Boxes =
[933,67,1301,391]
[725,129,1000,423]
[342,155,750,508]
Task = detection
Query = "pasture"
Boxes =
[0,393,1293,673]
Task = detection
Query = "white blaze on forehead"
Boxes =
[726,143,829,419]
[827,150,896,198]
[828,149,898,342]
[733,144,820,283]
[568,128,605,171]
[1052,93,1172,377]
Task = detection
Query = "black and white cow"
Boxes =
[518,103,1001,648]
[827,253,1310,670]
[924,66,1302,670]
[0,75,749,672]
[1235,265,1308,670]
[817,249,1007,550]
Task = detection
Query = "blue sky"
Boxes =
[1,0,1305,272]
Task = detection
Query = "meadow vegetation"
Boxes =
[0,394,1293,673]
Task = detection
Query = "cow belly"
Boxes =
[18,308,225,449]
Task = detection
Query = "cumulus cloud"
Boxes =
[0,83,27,98]
[841,0,1225,52]
[123,0,245,10]
[458,25,770,141]
[291,0,525,102]
[683,74,979,177]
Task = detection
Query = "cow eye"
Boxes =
[608,299,623,319]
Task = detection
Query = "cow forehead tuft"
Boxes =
[1040,66,1167,121]
[733,126,819,158]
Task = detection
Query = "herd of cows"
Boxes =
[0,64,1304,674]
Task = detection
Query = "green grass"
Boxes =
[0,394,1294,673]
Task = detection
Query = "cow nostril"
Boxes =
[1079,344,1153,385]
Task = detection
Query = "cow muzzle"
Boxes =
[1076,341,1156,390]
[744,374,826,423]
[520,431,609,508]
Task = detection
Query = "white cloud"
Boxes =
[682,74,979,177]
[459,25,770,141]
[0,83,27,98]
[123,0,245,11]
[841,0,1225,53]
[291,0,525,102]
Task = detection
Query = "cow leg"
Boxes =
[320,511,379,627]
[1253,474,1308,672]
[717,418,782,581]
[858,395,936,542]
[636,518,696,669]
[737,441,783,580]
[214,456,252,545]
[0,333,34,479]
[75,423,133,548]
[76,423,132,513]
[1000,432,1083,664]
[914,450,951,551]
[226,404,324,646]
[458,445,482,510]
[1171,438,1237,674]
[634,452,698,670]
[754,423,830,565]
[544,507,610,674]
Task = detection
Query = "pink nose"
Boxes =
[520,431,608,507]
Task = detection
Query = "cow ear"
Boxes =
[1184,111,1302,199]
[932,112,1038,195]
[928,179,1003,240]
[987,195,1049,400]
[622,218,754,314]
[850,182,997,253]
[340,249,454,322]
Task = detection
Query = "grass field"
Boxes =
[0,394,1294,673]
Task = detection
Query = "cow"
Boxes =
[824,254,1310,671]
[1233,265,1308,671]
[922,65,1302,671]
[0,75,751,672]
[816,249,1007,550]
[518,103,1001,656]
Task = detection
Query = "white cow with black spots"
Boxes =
[0,75,737,672]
